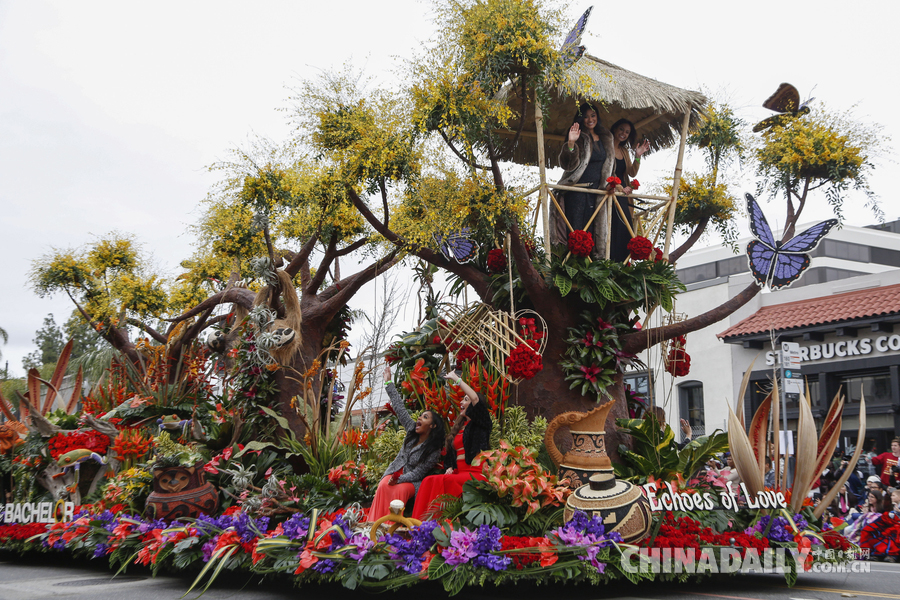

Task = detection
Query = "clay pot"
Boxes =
[145,464,219,520]
[565,473,652,544]
[544,399,616,488]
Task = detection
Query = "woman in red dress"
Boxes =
[412,371,493,519]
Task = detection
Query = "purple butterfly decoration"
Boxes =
[746,193,837,290]
[433,228,480,264]
[560,6,593,69]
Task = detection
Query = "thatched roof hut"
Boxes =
[495,55,707,168]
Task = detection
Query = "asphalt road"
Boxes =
[0,553,898,600]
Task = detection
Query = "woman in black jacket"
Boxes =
[411,371,492,519]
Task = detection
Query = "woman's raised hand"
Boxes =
[635,138,651,157]
[383,364,392,382]
[567,122,581,145]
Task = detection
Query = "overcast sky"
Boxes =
[1,0,898,377]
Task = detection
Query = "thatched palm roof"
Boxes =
[495,55,707,168]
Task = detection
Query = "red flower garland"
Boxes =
[626,236,653,260]
[507,341,543,380]
[567,230,594,257]
[487,248,507,273]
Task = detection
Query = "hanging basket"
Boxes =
[438,302,547,384]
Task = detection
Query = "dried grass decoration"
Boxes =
[439,302,547,384]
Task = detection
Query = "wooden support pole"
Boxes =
[605,195,612,259]
[534,91,550,258]
[664,111,692,260]
[613,196,637,238]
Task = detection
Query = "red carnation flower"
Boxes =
[626,236,653,260]
[487,248,507,273]
[567,230,594,257]
[631,179,640,190]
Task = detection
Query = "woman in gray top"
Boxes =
[368,364,445,520]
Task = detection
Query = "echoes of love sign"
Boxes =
[642,481,787,512]
[2,501,75,524]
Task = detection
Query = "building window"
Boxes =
[679,381,705,438]
[805,377,819,406]
[841,371,891,405]
[624,371,652,401]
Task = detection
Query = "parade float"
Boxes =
[0,0,884,594]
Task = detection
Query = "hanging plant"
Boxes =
[664,335,691,377]
[560,311,641,399]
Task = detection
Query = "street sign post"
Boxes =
[779,341,802,486]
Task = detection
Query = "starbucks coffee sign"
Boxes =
[765,334,900,366]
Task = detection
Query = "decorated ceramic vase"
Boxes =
[544,399,616,488]
[564,472,652,543]
[145,463,219,520]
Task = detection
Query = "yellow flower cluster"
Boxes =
[756,106,875,183]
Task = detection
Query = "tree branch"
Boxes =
[335,237,369,257]
[439,130,490,171]
[504,75,529,150]
[166,287,256,323]
[125,318,167,344]
[484,137,505,192]
[668,216,710,264]
[307,234,338,295]
[380,179,390,230]
[346,186,493,300]
[321,250,401,306]
[65,290,140,366]
[508,220,548,300]
[621,280,761,355]
[285,233,320,279]
[168,306,216,359]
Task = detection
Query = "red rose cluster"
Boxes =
[606,176,622,190]
[567,230,594,257]
[48,430,111,460]
[631,179,641,190]
[626,236,653,260]
[487,248,507,273]
[642,514,770,559]
[507,341,543,380]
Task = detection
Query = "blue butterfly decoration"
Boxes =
[746,193,837,290]
[560,6,593,69]
[433,228,480,264]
